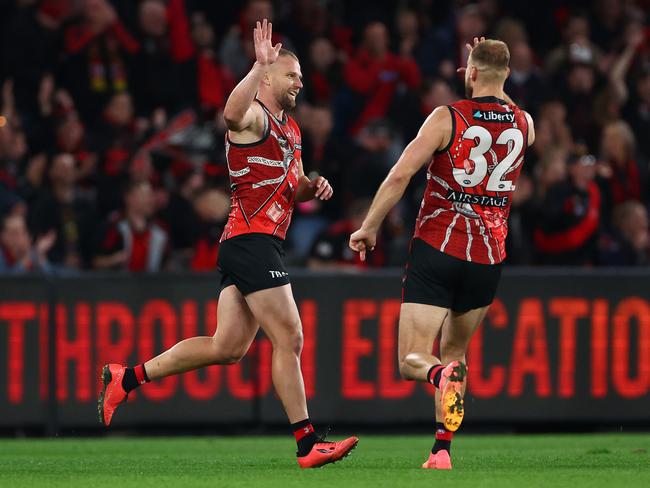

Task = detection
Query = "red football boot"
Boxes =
[97,364,128,426]
[439,361,467,432]
[297,435,359,468]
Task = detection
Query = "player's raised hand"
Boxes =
[254,18,282,66]
[349,228,376,262]
[457,36,486,75]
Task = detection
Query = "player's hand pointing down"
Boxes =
[349,228,376,262]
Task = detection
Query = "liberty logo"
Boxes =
[472,110,514,123]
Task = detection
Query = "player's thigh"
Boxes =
[398,303,448,359]
[244,283,302,349]
[441,306,489,362]
[213,284,260,359]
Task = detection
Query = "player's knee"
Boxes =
[211,341,247,365]
[398,354,417,380]
[274,324,303,356]
[218,352,246,365]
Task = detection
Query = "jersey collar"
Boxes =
[471,96,508,105]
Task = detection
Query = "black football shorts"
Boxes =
[217,233,290,295]
[402,238,502,313]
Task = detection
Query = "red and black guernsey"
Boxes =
[221,100,302,242]
[414,96,529,264]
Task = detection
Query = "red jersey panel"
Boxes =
[414,96,529,264]
[221,100,301,242]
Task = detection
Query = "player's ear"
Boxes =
[504,66,511,79]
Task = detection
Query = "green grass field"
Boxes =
[1,434,649,487]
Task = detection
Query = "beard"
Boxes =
[278,91,297,111]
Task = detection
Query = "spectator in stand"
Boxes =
[28,152,96,269]
[345,118,401,204]
[623,70,650,160]
[188,186,230,271]
[419,78,459,118]
[545,13,603,81]
[0,213,55,274]
[505,172,536,265]
[0,0,68,125]
[130,0,198,118]
[590,0,628,52]
[93,91,145,216]
[287,104,349,258]
[492,17,529,51]
[60,0,139,123]
[600,200,650,265]
[534,153,601,265]
[527,101,572,170]
[302,37,345,106]
[416,4,486,80]
[343,21,421,135]
[558,49,602,151]
[188,11,236,118]
[308,198,385,269]
[94,179,168,272]
[596,120,645,221]
[160,164,203,256]
[219,0,295,80]
[504,41,545,115]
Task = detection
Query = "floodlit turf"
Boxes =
[1,434,649,487]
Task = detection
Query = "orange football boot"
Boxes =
[297,435,359,468]
[422,450,452,470]
[439,361,467,432]
[97,364,128,426]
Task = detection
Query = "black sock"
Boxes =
[292,418,318,457]
[427,364,444,388]
[432,422,453,454]
[122,368,139,393]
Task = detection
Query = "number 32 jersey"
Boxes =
[414,96,529,264]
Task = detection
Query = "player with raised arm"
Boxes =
[98,19,358,469]
[350,37,535,470]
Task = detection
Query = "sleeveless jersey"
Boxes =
[414,96,529,264]
[221,100,301,242]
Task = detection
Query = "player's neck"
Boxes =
[470,84,505,100]
[256,93,284,120]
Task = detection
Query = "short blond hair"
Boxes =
[469,39,510,81]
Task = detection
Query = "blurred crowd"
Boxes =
[0,0,649,274]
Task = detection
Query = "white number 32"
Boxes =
[452,126,524,192]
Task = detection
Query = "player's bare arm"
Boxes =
[223,19,280,140]
[295,158,333,202]
[525,111,535,146]
[349,106,452,260]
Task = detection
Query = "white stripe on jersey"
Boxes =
[247,156,285,167]
[431,175,451,190]
[440,213,460,252]
[464,217,473,262]
[229,167,250,177]
[476,220,495,264]
[252,175,285,188]
[419,207,447,226]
